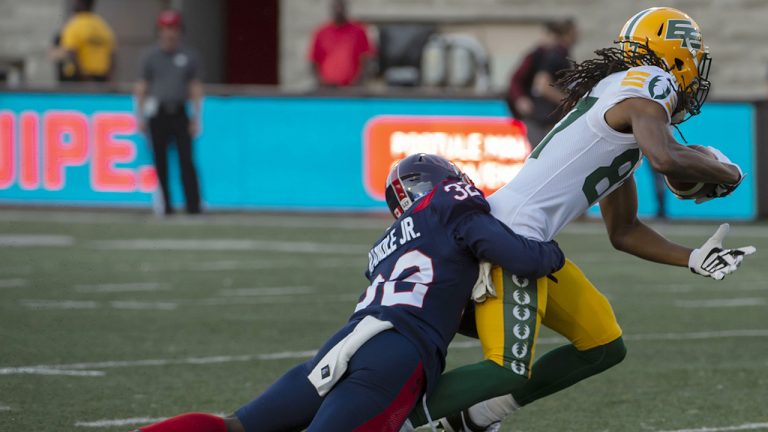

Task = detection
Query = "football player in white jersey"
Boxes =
[404,7,756,431]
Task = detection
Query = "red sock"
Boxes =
[138,413,226,432]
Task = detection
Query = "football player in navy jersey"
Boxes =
[132,153,564,432]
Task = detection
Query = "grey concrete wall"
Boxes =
[81,0,223,84]
[280,0,768,98]
[0,0,64,86]
[180,0,225,83]
[99,0,165,83]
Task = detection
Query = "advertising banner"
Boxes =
[0,92,756,219]
[363,115,530,199]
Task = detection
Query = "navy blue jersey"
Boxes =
[350,179,564,393]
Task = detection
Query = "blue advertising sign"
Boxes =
[0,92,756,219]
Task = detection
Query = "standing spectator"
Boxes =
[309,0,375,87]
[506,19,578,146]
[134,10,203,216]
[52,0,115,82]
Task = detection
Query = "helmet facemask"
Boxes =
[680,47,711,120]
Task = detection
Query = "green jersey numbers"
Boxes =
[529,96,598,159]
[581,148,641,205]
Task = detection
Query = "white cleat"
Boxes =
[439,412,501,431]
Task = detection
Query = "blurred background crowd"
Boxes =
[3,0,767,96]
[0,0,765,220]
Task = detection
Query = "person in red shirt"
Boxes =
[309,0,375,87]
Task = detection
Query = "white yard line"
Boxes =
[0,278,28,288]
[0,367,105,377]
[1,350,318,377]
[0,404,11,411]
[651,282,768,293]
[0,234,74,247]
[20,300,99,310]
[74,282,169,293]
[19,294,355,311]
[0,210,389,230]
[182,294,353,307]
[130,260,278,273]
[89,239,368,255]
[110,301,178,310]
[219,286,316,296]
[130,259,361,273]
[655,422,768,432]
[75,413,228,428]
[192,260,272,271]
[674,298,767,308]
[3,329,767,377]
[75,417,167,428]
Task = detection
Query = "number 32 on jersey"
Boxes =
[355,250,434,311]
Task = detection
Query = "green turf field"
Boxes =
[0,210,766,432]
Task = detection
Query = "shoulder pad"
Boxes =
[617,66,678,122]
[424,180,490,227]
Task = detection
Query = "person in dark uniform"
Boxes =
[131,154,564,432]
[134,10,203,215]
[507,19,578,147]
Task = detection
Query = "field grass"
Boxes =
[0,209,766,432]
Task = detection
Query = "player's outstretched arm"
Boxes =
[606,98,740,185]
[455,213,565,278]
[601,177,756,278]
[601,176,691,266]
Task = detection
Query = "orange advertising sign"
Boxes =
[363,115,531,200]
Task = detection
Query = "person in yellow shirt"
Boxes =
[56,0,115,82]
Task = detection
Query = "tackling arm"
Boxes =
[455,212,565,278]
[606,98,740,184]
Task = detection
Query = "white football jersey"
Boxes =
[489,65,678,241]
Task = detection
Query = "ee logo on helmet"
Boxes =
[665,19,702,50]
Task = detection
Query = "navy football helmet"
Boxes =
[385,153,469,218]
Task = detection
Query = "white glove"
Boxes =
[688,223,756,280]
[472,261,496,303]
[695,147,745,204]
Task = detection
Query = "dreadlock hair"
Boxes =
[555,42,670,114]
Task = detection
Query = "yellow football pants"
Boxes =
[476,258,622,374]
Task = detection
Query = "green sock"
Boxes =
[409,337,627,427]
[409,360,527,426]
[514,337,627,406]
